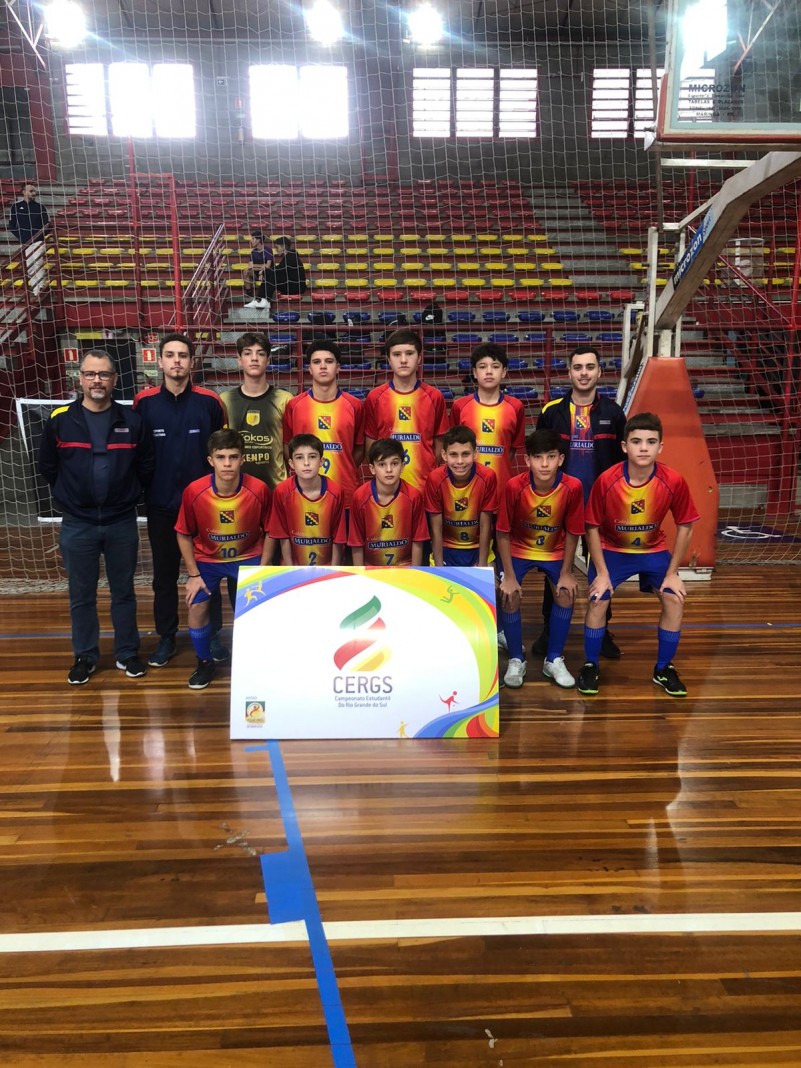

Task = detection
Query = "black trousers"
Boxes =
[257,267,307,301]
[147,509,225,639]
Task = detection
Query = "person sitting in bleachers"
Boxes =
[244,229,273,310]
[256,235,307,314]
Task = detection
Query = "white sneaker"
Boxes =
[542,656,575,688]
[503,657,526,688]
[244,298,267,309]
[497,630,509,652]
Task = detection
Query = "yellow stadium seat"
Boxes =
[456,263,481,272]
[533,247,556,256]
[619,248,643,256]
[432,277,457,287]
[517,277,545,288]
[477,246,503,256]
[511,261,539,271]
[345,278,370,288]
[104,280,129,288]
[450,234,473,243]
[506,247,529,257]
[401,261,426,271]
[490,278,514,288]
[347,234,369,243]
[425,234,448,243]
[373,276,399,287]
[475,234,496,243]
[402,277,429,287]
[373,234,395,243]
[315,262,341,272]
[399,233,422,242]
[346,262,370,272]
[314,278,341,288]
[502,234,527,242]
[547,278,573,287]
[320,234,343,243]
[295,234,317,243]
[484,261,509,271]
[429,261,454,271]
[318,247,342,257]
[527,234,548,242]
[540,262,564,271]
[461,278,487,287]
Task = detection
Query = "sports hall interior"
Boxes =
[1,0,801,1063]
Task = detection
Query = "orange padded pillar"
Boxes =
[629,357,719,568]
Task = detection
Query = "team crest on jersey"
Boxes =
[245,411,260,426]
[381,515,394,529]
[317,416,331,431]
[219,510,235,524]
[398,406,412,421]
[631,499,646,515]
[455,497,469,512]
[481,419,495,433]
[576,414,589,430]
[305,512,319,526]
[536,505,552,519]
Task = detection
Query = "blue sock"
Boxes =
[546,603,573,662]
[499,608,524,661]
[189,624,212,661]
[656,628,680,671]
[584,625,606,665]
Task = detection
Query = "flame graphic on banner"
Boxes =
[333,595,391,672]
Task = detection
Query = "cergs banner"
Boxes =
[230,566,499,739]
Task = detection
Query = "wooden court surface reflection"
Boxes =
[1,565,801,1065]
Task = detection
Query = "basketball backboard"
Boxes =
[652,0,801,149]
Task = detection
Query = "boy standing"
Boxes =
[220,331,293,489]
[269,434,347,566]
[364,329,448,494]
[282,340,364,509]
[450,342,525,496]
[576,413,699,698]
[349,439,429,566]
[175,430,272,690]
[496,429,585,689]
[425,426,497,567]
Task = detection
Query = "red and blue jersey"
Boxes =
[269,475,347,566]
[497,470,585,561]
[348,479,429,566]
[586,461,700,553]
[175,472,271,564]
[424,463,498,550]
[364,380,448,493]
[282,390,364,505]
[449,392,525,493]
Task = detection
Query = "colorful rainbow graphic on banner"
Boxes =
[235,565,499,738]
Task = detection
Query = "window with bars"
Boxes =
[249,65,348,139]
[633,67,666,140]
[413,67,538,138]
[66,63,196,138]
[590,68,631,139]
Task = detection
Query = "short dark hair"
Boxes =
[369,438,405,464]
[275,235,293,249]
[443,425,477,450]
[159,331,193,359]
[81,348,116,373]
[306,339,341,363]
[236,331,271,357]
[250,229,265,243]
[21,181,35,192]
[383,328,422,356]
[208,428,244,454]
[568,346,601,365]
[624,412,663,440]
[471,342,508,368]
[525,429,564,456]
[288,433,324,457]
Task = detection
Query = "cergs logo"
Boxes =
[398,406,412,421]
[305,512,319,526]
[536,505,551,519]
[631,500,646,515]
[381,515,394,529]
[219,510,235,524]
[482,419,495,433]
[455,498,469,512]
[317,416,332,431]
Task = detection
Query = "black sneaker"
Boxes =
[116,656,147,678]
[577,661,600,696]
[530,631,549,656]
[148,637,176,667]
[653,663,687,697]
[600,631,622,659]
[210,633,231,663]
[67,657,96,685]
[188,658,216,689]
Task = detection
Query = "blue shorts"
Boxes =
[444,546,479,567]
[511,556,564,589]
[194,557,259,603]
[588,549,672,600]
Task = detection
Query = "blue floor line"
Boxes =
[250,740,356,1068]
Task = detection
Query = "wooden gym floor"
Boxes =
[1,565,801,1066]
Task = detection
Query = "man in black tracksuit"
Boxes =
[535,346,627,658]
[38,350,154,685]
[133,332,227,667]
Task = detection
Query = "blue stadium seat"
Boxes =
[586,310,615,322]
[343,333,373,344]
[450,333,482,343]
[488,332,519,343]
[597,332,623,342]
[482,311,510,323]
[440,386,455,400]
[507,358,528,370]
[341,360,372,370]
[552,358,567,371]
[505,385,539,399]
[524,332,547,343]
[458,359,473,371]
[268,333,297,344]
[552,311,580,323]
[342,311,371,323]
[518,311,546,324]
[377,312,406,325]
[349,386,369,399]
[274,311,301,323]
[423,360,449,372]
[447,311,476,323]
[307,311,335,324]
[561,332,593,343]
[271,359,292,371]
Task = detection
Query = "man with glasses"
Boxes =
[38,350,154,685]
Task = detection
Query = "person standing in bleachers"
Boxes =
[7,182,49,244]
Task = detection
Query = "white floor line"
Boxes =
[2,911,801,955]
